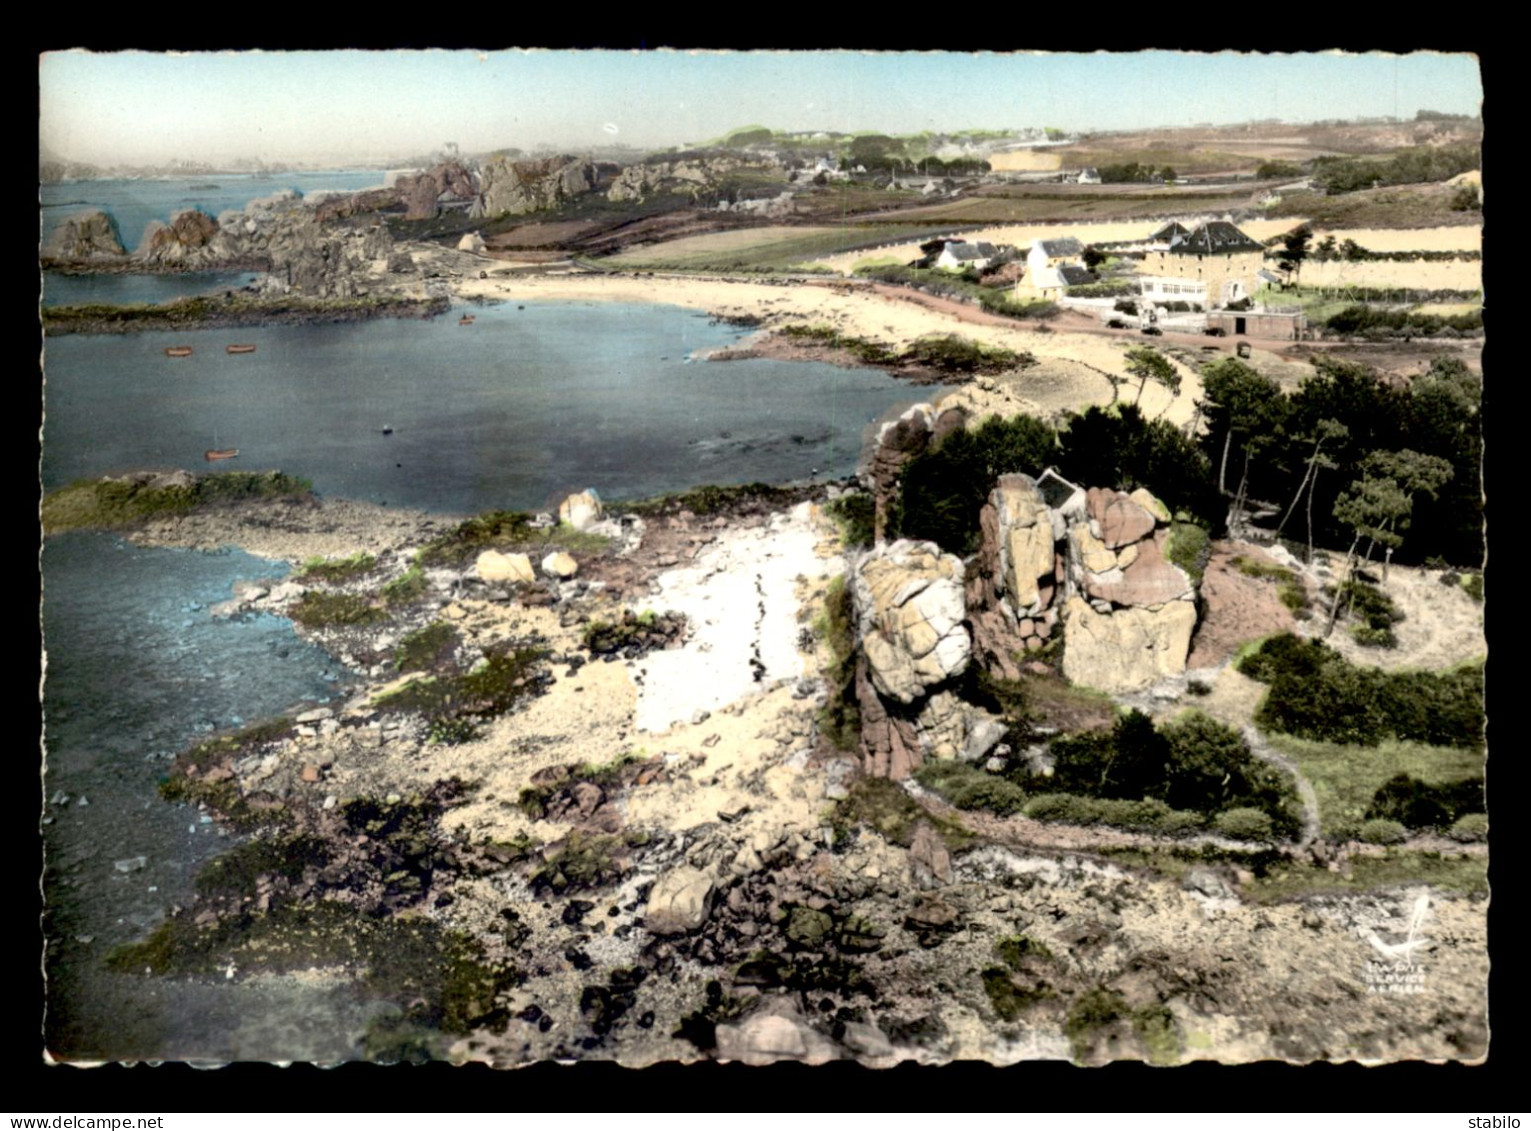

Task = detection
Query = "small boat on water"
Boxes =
[205,448,239,461]
[381,426,394,436]
[459,314,476,326]
[226,344,257,354]
[165,346,193,358]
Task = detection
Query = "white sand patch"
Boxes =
[633,501,844,732]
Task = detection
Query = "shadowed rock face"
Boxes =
[43,209,126,259]
[394,161,478,220]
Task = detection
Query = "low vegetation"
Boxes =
[373,646,548,745]
[1238,634,1484,749]
[825,493,874,550]
[1230,555,1310,615]
[297,552,377,582]
[621,481,804,518]
[43,471,312,534]
[830,777,973,851]
[853,264,1056,319]
[778,323,1034,376]
[1266,731,1483,838]
[288,590,388,629]
[42,293,449,335]
[107,900,518,1042]
[814,576,861,752]
[395,622,459,673]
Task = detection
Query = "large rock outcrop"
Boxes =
[853,540,970,704]
[312,162,477,222]
[965,472,1196,694]
[850,540,974,779]
[135,208,221,261]
[478,155,597,217]
[42,209,125,260]
[605,156,767,204]
[119,191,392,297]
[1061,597,1198,692]
[394,161,477,220]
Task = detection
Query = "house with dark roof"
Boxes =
[936,240,1000,271]
[1147,221,1191,249]
[1167,220,1266,257]
[1140,220,1266,307]
[1058,264,1095,287]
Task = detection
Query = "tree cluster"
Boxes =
[1198,355,1481,568]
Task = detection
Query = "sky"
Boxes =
[38,49,1484,167]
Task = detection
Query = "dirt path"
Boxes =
[1243,723,1321,847]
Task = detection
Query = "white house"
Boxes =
[1077,168,1102,185]
[1026,237,1085,279]
[937,240,1000,272]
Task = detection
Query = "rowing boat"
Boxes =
[226,344,257,354]
[165,346,193,358]
[205,448,239,461]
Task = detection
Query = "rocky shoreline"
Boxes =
[41,459,1487,1067]
[41,294,450,336]
[702,332,962,387]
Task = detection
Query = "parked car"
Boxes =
[1141,325,1163,336]
[1106,318,1127,329]
[1204,326,1227,338]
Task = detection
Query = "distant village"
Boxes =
[911,218,1306,339]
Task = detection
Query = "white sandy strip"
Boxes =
[632,502,843,733]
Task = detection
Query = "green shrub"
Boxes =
[1365,772,1483,830]
[1461,572,1484,602]
[996,934,1054,970]
[825,493,874,550]
[1350,624,1398,648]
[1164,522,1211,584]
[1020,792,1204,833]
[1213,807,1274,841]
[1447,813,1488,842]
[1359,818,1408,845]
[1240,634,1484,749]
[981,966,1053,1022]
[914,760,1028,816]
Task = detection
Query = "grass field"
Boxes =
[1314,226,1482,252]
[1244,850,1487,903]
[1294,257,1482,291]
[602,222,963,272]
[1269,183,1481,230]
[1266,734,1483,839]
[862,187,1262,227]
